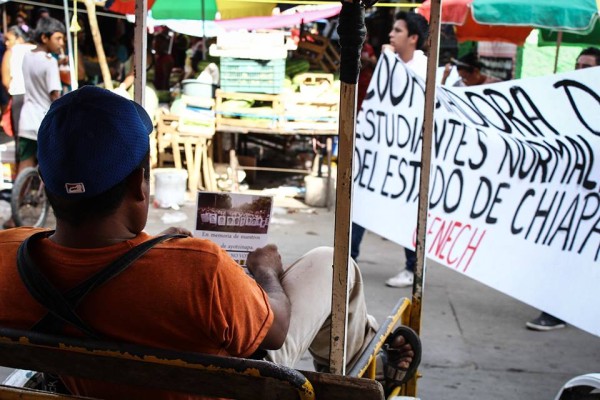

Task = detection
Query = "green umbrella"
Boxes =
[472,0,599,32]
[539,20,600,46]
[151,0,218,20]
[472,0,599,72]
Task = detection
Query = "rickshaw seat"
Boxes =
[0,327,385,400]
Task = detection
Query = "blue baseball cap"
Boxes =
[38,86,153,198]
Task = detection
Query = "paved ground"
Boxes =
[1,184,599,399]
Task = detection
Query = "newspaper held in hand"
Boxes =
[195,191,274,265]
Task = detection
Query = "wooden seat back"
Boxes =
[0,327,384,400]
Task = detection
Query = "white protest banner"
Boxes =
[353,51,600,336]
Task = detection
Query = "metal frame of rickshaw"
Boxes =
[0,0,444,398]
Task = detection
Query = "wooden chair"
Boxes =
[155,112,180,168]
[173,96,217,192]
[154,98,218,192]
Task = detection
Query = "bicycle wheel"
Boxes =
[11,167,50,227]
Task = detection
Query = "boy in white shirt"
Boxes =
[17,16,64,173]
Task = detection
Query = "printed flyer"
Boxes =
[195,191,273,265]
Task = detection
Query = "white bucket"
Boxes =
[153,168,188,208]
[304,175,334,208]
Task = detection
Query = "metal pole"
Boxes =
[553,31,563,74]
[329,80,355,375]
[409,0,442,336]
[201,0,207,60]
[73,0,79,87]
[134,0,148,107]
[62,0,77,90]
[401,2,442,393]
[329,0,364,376]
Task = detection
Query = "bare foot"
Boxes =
[382,326,421,388]
[387,334,415,370]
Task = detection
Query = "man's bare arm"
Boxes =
[246,245,291,350]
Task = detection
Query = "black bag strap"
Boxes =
[17,231,186,339]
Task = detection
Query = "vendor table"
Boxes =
[215,90,338,206]
[215,89,338,136]
[215,89,338,170]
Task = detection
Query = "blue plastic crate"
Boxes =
[220,58,285,94]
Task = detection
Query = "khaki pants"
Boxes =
[266,247,378,370]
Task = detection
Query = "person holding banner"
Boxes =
[526,46,600,332]
[352,11,429,288]
[441,52,501,87]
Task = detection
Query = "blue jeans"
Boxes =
[351,223,415,272]
[351,223,366,260]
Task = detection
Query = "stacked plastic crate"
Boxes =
[210,32,288,95]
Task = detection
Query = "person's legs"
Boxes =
[266,246,378,370]
[404,248,416,273]
[17,138,37,173]
[11,94,24,146]
[351,223,366,260]
[385,248,416,288]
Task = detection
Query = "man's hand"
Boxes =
[441,63,453,85]
[246,244,284,279]
[247,245,290,350]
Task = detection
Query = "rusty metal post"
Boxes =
[329,0,366,376]
[409,0,442,335]
[134,0,148,107]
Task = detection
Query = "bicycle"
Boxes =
[10,167,50,228]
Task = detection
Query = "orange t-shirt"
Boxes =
[0,227,274,399]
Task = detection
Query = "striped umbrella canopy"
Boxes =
[472,0,599,33]
[106,0,275,20]
[417,0,532,45]
[473,0,600,46]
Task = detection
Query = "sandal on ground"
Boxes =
[380,326,422,388]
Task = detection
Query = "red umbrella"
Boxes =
[417,0,532,45]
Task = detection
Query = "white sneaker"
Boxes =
[385,270,414,288]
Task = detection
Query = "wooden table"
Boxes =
[156,113,217,193]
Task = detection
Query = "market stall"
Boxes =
[151,27,342,198]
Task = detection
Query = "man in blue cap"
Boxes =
[0,86,420,398]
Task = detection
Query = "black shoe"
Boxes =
[526,313,566,331]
